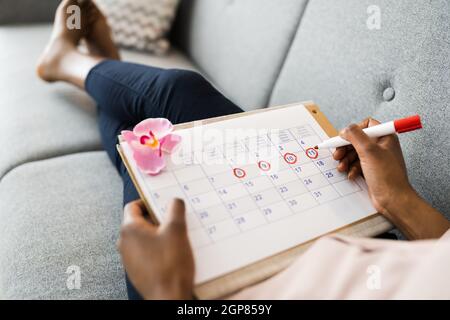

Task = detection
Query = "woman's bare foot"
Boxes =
[37,0,91,82]
[36,0,106,88]
[84,1,121,60]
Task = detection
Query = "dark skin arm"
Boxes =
[335,118,450,240]
[118,118,450,299]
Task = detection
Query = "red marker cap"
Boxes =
[394,115,422,133]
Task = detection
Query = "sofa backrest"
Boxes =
[269,0,450,217]
[172,0,308,110]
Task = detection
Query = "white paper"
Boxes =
[121,104,376,284]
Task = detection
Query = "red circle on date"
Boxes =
[283,153,298,164]
[305,148,319,159]
[258,160,271,171]
[233,168,246,179]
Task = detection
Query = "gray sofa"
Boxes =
[0,0,448,299]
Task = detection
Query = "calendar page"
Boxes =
[120,104,376,284]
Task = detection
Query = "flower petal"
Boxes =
[122,130,148,153]
[121,130,138,143]
[160,134,182,153]
[133,148,166,175]
[133,118,173,139]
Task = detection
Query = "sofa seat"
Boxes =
[0,151,128,299]
[0,24,199,180]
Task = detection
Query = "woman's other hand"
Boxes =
[118,199,194,299]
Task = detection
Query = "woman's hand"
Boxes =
[333,118,450,239]
[333,118,414,216]
[118,199,194,299]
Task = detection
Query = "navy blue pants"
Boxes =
[85,60,243,299]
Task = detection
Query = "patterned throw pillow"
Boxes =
[94,0,180,55]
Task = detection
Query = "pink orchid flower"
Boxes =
[121,118,181,175]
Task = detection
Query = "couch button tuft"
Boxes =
[383,87,395,102]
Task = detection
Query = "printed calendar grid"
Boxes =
[192,140,274,244]
[147,124,363,249]
[156,162,351,211]
[198,158,248,240]
[297,123,351,200]
[264,130,304,218]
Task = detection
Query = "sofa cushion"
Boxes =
[269,0,450,218]
[0,25,101,179]
[96,0,181,55]
[122,45,198,71]
[172,0,308,110]
[0,152,127,299]
[0,24,198,179]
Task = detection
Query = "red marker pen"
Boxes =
[315,115,422,149]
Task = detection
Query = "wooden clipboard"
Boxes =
[117,101,393,299]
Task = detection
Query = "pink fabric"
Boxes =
[229,230,450,299]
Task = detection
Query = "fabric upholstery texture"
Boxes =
[0,24,101,179]
[269,0,450,217]
[172,0,308,110]
[0,152,127,299]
